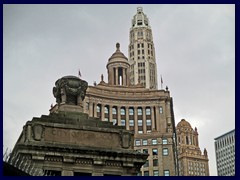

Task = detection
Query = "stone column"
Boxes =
[155,106,160,131]
[117,106,121,125]
[101,104,105,121]
[125,106,129,130]
[89,102,93,117]
[151,106,155,131]
[94,103,97,118]
[109,104,113,122]
[123,68,126,86]
[166,101,171,125]
[142,106,146,134]
[134,106,138,133]
[115,67,119,85]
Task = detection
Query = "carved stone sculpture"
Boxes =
[53,76,88,106]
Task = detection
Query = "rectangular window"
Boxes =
[121,119,126,126]
[138,130,143,134]
[152,139,157,145]
[153,159,158,166]
[137,108,142,115]
[135,140,141,146]
[153,170,159,176]
[112,108,117,115]
[129,120,134,126]
[142,139,148,146]
[142,50,144,54]
[159,106,163,114]
[120,108,125,115]
[138,120,143,126]
[144,171,149,176]
[143,149,148,154]
[138,44,140,48]
[152,148,158,155]
[162,139,168,145]
[138,50,140,55]
[129,108,134,115]
[146,119,151,126]
[164,170,170,176]
[163,148,169,156]
[146,108,151,115]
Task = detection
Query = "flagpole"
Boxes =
[161,75,163,90]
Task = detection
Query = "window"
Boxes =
[138,120,143,126]
[138,50,140,55]
[112,107,117,115]
[129,120,134,126]
[153,159,158,166]
[138,44,140,48]
[129,108,134,115]
[146,108,151,115]
[163,148,169,156]
[141,43,144,48]
[138,130,143,134]
[146,119,151,126]
[143,149,148,154]
[152,139,157,145]
[120,108,125,115]
[121,119,126,126]
[104,118,108,122]
[135,140,141,146]
[112,119,117,125]
[162,139,168,145]
[97,105,101,112]
[143,160,149,167]
[164,170,170,176]
[153,170,159,176]
[144,171,149,176]
[138,108,142,115]
[143,139,148,146]
[159,106,163,114]
[152,148,158,155]
[104,106,108,113]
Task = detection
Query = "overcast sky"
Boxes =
[3,4,234,176]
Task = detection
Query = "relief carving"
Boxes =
[32,124,44,141]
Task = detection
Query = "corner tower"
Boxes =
[176,119,209,176]
[128,7,158,89]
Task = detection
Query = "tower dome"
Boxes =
[106,43,130,86]
[176,119,192,129]
[108,43,128,64]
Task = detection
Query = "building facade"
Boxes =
[128,7,158,89]
[176,119,209,176]
[10,76,148,176]
[83,43,178,176]
[214,129,235,176]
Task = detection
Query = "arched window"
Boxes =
[137,108,142,115]
[120,107,126,115]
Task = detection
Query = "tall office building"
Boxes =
[214,129,235,176]
[176,119,209,176]
[83,42,178,176]
[128,7,158,89]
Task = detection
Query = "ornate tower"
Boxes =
[176,119,209,176]
[107,43,130,86]
[128,7,158,89]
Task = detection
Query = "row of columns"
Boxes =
[108,67,128,86]
[178,133,199,147]
[87,102,169,133]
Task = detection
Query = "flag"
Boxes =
[78,69,82,77]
